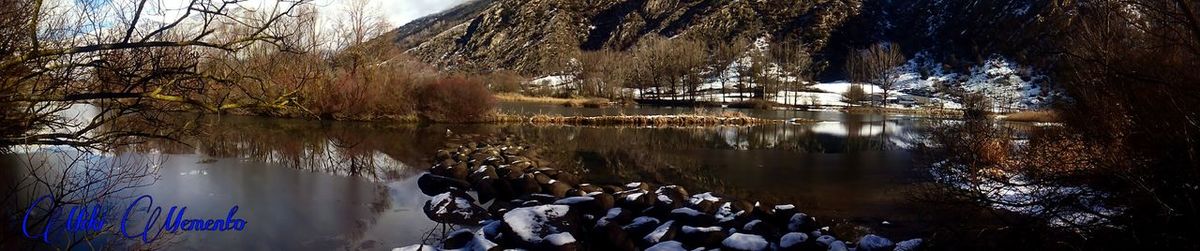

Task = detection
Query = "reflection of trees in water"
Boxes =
[124,116,466,182]
[0,149,180,250]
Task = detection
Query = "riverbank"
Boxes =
[407,135,923,250]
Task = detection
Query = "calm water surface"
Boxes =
[3,103,971,250]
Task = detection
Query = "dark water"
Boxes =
[2,103,965,250]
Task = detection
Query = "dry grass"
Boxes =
[727,99,780,109]
[843,106,964,118]
[525,112,783,126]
[494,93,606,106]
[999,110,1060,123]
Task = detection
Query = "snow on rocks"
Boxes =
[722,233,770,251]
[423,191,489,225]
[406,137,922,250]
[501,205,580,249]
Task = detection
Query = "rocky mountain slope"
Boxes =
[387,0,865,75]
[384,0,1061,109]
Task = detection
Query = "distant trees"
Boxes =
[771,42,814,106]
[846,42,906,106]
[627,36,706,101]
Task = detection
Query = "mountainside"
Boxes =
[388,0,865,75]
[385,0,1062,109]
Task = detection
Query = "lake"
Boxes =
[1,103,991,250]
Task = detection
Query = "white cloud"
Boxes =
[314,0,471,27]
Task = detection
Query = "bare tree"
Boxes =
[1,0,312,248]
[846,42,906,106]
[708,39,747,103]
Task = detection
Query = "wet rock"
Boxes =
[741,220,779,240]
[423,191,489,225]
[417,173,470,196]
[856,234,895,251]
[722,233,770,251]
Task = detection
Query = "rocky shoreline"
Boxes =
[402,136,922,251]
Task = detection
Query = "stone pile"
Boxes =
[405,137,923,251]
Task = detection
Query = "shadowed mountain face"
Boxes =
[387,0,1055,77]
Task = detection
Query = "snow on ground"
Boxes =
[931,161,1119,227]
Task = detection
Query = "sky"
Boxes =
[51,0,471,31]
[367,0,471,26]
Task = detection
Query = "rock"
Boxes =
[449,163,470,180]
[553,172,580,186]
[741,220,779,240]
[589,192,616,211]
[614,189,655,212]
[554,196,602,216]
[473,178,498,203]
[423,191,489,225]
[591,221,638,251]
[856,234,895,251]
[787,213,817,232]
[816,235,838,247]
[829,240,850,251]
[677,225,727,248]
[544,180,574,198]
[721,233,770,251]
[646,241,688,251]
[642,220,678,246]
[894,238,924,251]
[715,201,748,223]
[441,229,499,251]
[513,175,542,195]
[625,182,651,191]
[623,216,662,239]
[654,185,689,209]
[779,232,811,251]
[596,208,633,227]
[534,172,554,185]
[479,220,504,241]
[669,207,715,227]
[393,244,436,251]
[500,205,581,250]
[417,173,470,196]
[468,165,499,184]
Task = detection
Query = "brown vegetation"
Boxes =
[414,77,497,123]
[526,112,784,127]
[999,110,1060,123]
